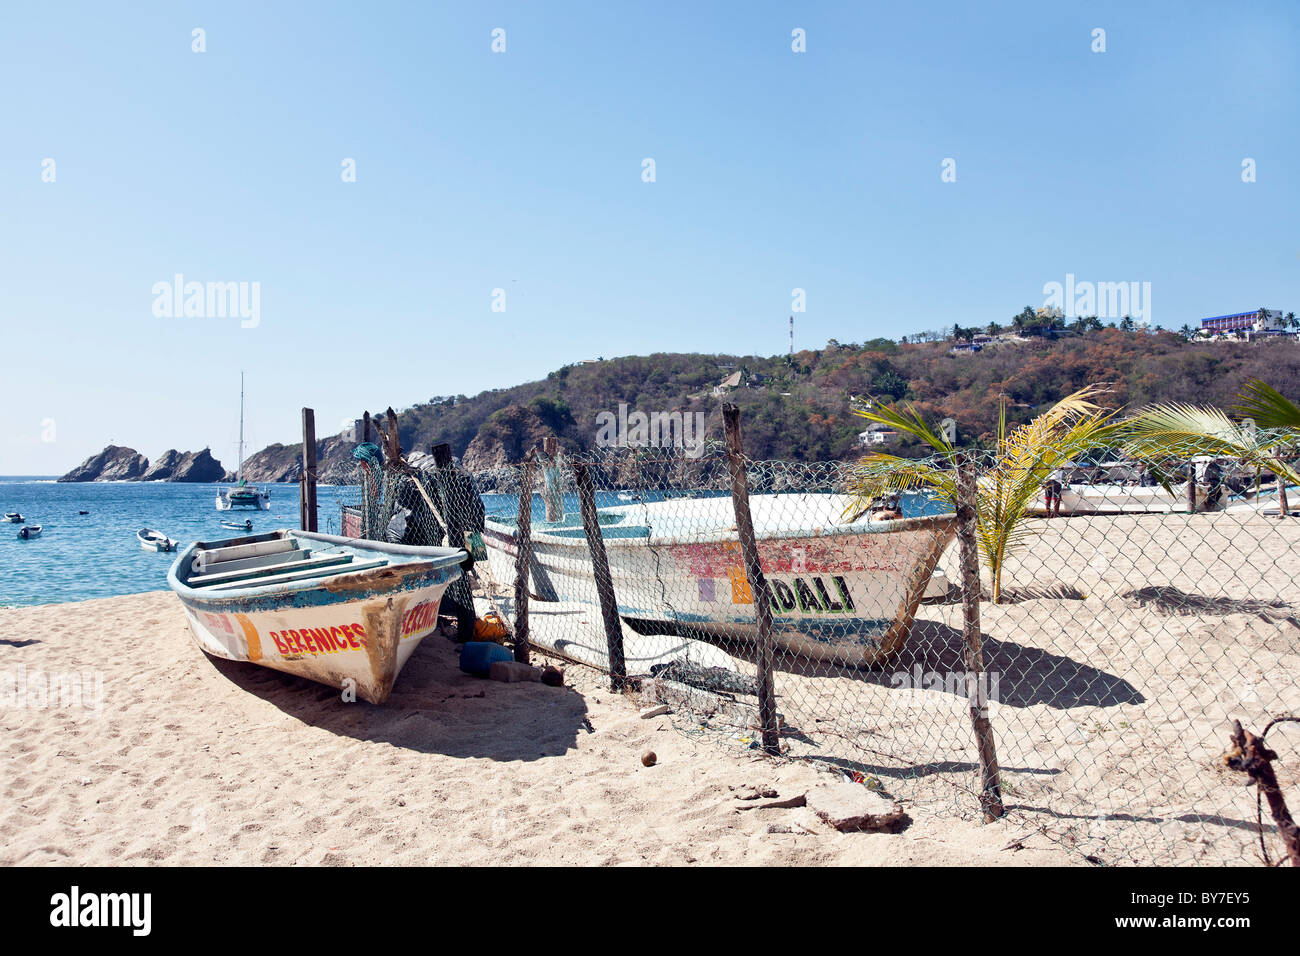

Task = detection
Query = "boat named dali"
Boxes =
[168,530,465,704]
[483,493,956,665]
[17,525,42,540]
[138,528,179,552]
[3,512,23,523]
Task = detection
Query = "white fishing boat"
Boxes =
[17,525,42,540]
[482,494,956,665]
[168,530,465,704]
[3,512,22,523]
[138,528,178,552]
[216,372,270,512]
[1030,481,1210,515]
[1224,484,1300,516]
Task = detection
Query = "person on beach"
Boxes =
[1044,471,1063,517]
[1203,459,1223,509]
[870,492,903,521]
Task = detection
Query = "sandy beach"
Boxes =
[3,510,1298,866]
[0,590,1071,866]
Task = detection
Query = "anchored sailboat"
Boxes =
[215,372,270,512]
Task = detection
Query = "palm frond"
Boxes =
[843,454,956,520]
[847,383,1125,602]
[1123,402,1300,487]
[1231,379,1300,432]
[850,398,954,456]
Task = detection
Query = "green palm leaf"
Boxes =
[1123,402,1300,487]
[846,384,1120,603]
[1232,379,1300,432]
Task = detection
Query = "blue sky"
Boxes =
[1,1,1297,474]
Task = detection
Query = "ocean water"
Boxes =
[0,480,353,607]
[0,480,946,607]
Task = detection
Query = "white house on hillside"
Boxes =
[858,422,900,446]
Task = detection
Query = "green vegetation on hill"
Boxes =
[238,332,1300,475]
[360,331,1300,463]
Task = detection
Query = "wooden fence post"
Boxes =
[721,403,780,756]
[1187,462,1198,513]
[956,452,1004,822]
[428,442,478,640]
[573,461,627,690]
[541,436,564,523]
[512,451,537,664]
[300,408,318,533]
[1274,448,1290,519]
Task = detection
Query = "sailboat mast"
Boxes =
[237,372,245,483]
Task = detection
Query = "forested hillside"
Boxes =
[243,330,1300,478]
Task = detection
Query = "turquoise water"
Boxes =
[0,480,355,607]
[0,482,946,607]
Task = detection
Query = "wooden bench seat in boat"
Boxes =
[187,551,356,587]
[200,558,390,592]
[192,536,300,573]
[194,548,318,576]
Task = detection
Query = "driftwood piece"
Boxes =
[735,793,806,812]
[1223,718,1300,866]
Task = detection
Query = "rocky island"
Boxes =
[59,446,228,483]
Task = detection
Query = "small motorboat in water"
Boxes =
[17,525,42,540]
[168,530,466,704]
[221,519,254,532]
[3,512,23,523]
[138,528,179,552]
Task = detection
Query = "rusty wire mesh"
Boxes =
[332,437,1300,866]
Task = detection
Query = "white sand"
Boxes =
[5,510,1295,866]
[0,591,1069,866]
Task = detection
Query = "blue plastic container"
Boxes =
[459,641,513,677]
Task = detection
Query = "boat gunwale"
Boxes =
[483,510,958,550]
[168,530,466,605]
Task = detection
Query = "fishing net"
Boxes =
[334,431,1300,866]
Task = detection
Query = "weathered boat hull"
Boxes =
[168,531,464,704]
[483,494,956,666]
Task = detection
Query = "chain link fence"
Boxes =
[328,436,1300,866]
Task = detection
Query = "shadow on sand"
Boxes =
[694,620,1143,710]
[205,632,591,762]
